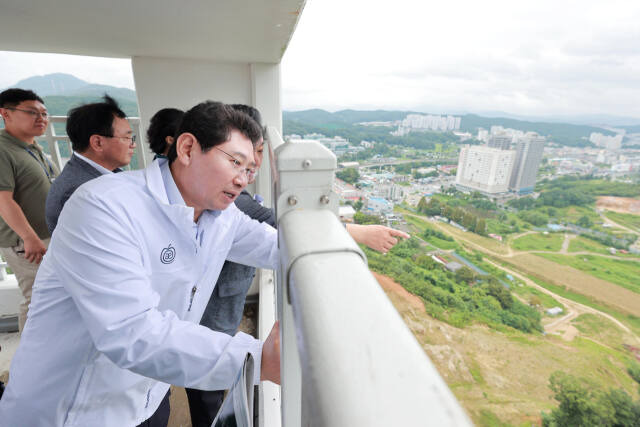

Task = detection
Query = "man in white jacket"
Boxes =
[0,101,280,427]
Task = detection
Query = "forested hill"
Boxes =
[284,109,615,147]
[3,73,138,116]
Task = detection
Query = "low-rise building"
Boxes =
[339,205,356,222]
[366,197,394,214]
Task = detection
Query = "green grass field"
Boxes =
[567,235,611,255]
[567,235,639,258]
[510,283,564,311]
[554,205,600,224]
[604,210,640,232]
[512,232,564,252]
[404,215,459,250]
[491,258,640,337]
[485,213,530,236]
[572,313,626,350]
[536,253,640,295]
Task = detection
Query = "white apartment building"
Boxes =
[589,132,624,150]
[477,128,489,142]
[455,145,516,194]
[487,133,512,150]
[396,114,461,135]
[372,183,406,202]
[509,132,545,193]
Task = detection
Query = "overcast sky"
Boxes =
[1,0,639,120]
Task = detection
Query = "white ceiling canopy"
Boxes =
[0,0,306,62]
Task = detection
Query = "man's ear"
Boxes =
[175,133,198,166]
[88,134,103,153]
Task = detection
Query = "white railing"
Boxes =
[266,126,472,426]
[40,116,147,171]
[0,259,9,281]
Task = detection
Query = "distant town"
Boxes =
[284,113,640,234]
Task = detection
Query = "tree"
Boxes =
[353,211,382,225]
[425,198,442,216]
[542,371,640,427]
[462,212,476,230]
[455,266,475,284]
[414,254,436,270]
[518,211,549,227]
[485,280,513,309]
[417,196,428,213]
[628,362,640,385]
[576,215,593,228]
[474,218,487,235]
[336,167,360,184]
[529,295,542,307]
[508,197,536,210]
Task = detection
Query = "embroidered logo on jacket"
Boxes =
[160,244,176,264]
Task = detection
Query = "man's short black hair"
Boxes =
[147,108,184,156]
[230,104,262,126]
[230,104,266,142]
[167,101,262,164]
[0,88,44,108]
[66,95,126,153]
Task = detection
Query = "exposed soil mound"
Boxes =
[597,196,640,214]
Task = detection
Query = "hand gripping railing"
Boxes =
[266,127,471,426]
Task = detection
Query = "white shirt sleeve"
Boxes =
[226,208,279,270]
[52,190,263,389]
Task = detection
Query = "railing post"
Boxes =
[267,127,472,426]
[44,118,63,171]
[0,259,7,281]
[130,118,147,169]
[268,127,338,426]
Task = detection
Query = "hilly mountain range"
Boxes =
[4,73,636,144]
[3,73,138,116]
[283,109,620,148]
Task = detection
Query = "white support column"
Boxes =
[251,63,281,208]
[131,56,253,166]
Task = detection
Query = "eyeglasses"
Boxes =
[6,107,49,119]
[99,134,137,144]
[214,146,256,180]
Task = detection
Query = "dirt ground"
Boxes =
[509,253,640,316]
[596,196,640,214]
[371,270,640,426]
[373,272,425,313]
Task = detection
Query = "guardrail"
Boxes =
[0,259,8,281]
[267,126,471,426]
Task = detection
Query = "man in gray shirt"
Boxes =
[45,95,135,233]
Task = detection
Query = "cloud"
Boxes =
[0,51,134,90]
[281,0,640,119]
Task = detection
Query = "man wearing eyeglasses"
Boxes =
[45,95,135,233]
[0,88,59,333]
[0,101,280,427]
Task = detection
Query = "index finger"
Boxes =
[388,228,410,239]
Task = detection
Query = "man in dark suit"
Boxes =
[45,95,135,233]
